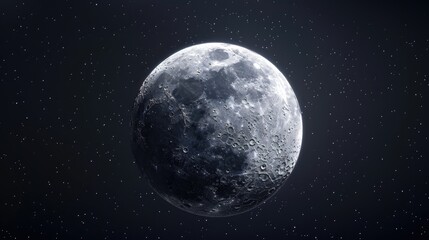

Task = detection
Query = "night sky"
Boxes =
[1,0,428,239]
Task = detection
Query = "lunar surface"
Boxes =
[132,42,302,217]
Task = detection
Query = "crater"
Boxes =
[209,49,229,61]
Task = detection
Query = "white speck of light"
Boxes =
[253,63,261,69]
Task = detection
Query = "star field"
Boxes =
[0,0,428,239]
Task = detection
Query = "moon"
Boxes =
[132,42,302,217]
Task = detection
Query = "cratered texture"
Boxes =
[132,43,302,217]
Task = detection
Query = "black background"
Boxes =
[1,0,428,239]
